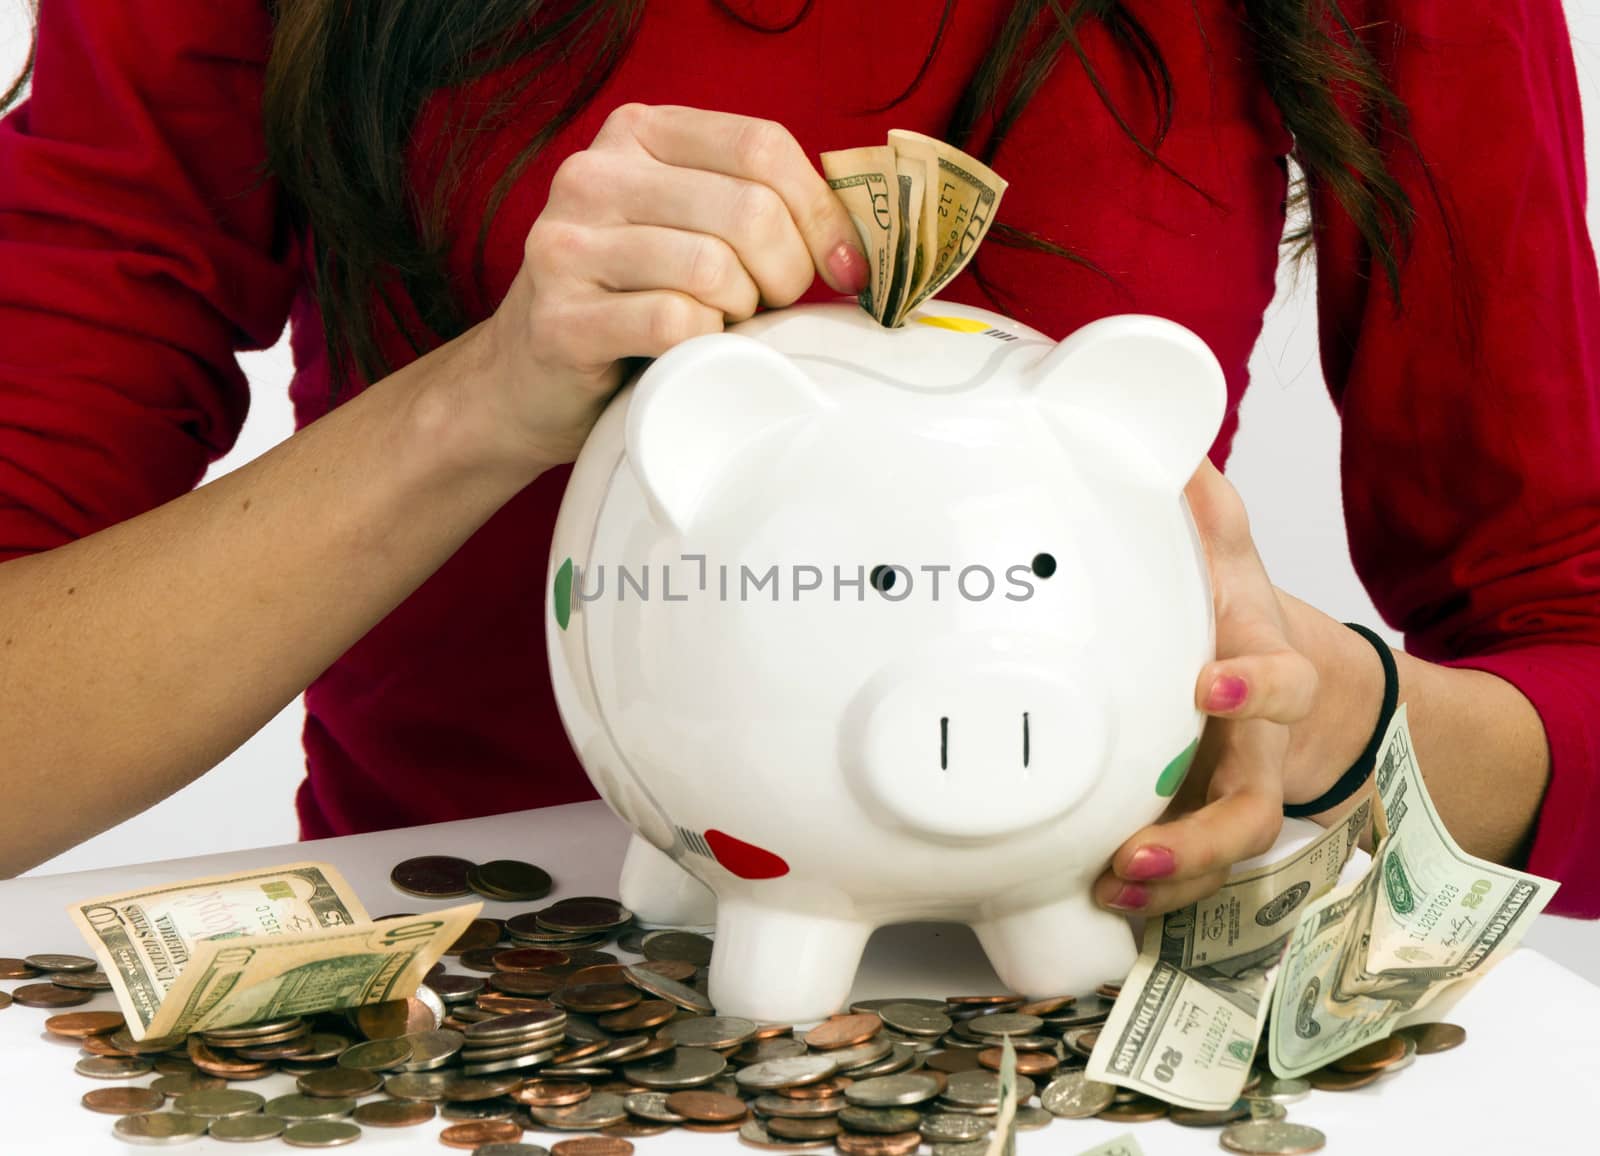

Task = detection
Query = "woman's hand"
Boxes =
[1092,457,1323,916]
[469,103,867,470]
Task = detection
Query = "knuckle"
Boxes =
[530,219,590,272]
[549,148,601,203]
[733,181,786,240]
[646,295,699,350]
[732,117,794,174]
[604,101,651,138]
[683,236,730,301]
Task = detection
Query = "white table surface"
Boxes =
[3,800,1597,1154]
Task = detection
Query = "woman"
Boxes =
[0,1,1594,921]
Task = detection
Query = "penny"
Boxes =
[551,1140,635,1156]
[537,897,633,933]
[755,1093,847,1119]
[113,1112,210,1144]
[174,1089,268,1118]
[282,1120,363,1148]
[48,968,113,990]
[1097,1095,1169,1122]
[351,1099,437,1127]
[1167,1098,1253,1126]
[75,1055,154,1079]
[557,982,643,1015]
[739,1117,832,1150]
[210,1115,290,1142]
[1014,995,1076,1017]
[81,1086,166,1115]
[1332,1034,1407,1072]
[45,1010,126,1037]
[566,964,630,986]
[391,855,475,898]
[1308,1065,1382,1091]
[447,918,505,956]
[0,957,40,978]
[767,1116,842,1140]
[337,1037,412,1070]
[664,1090,746,1122]
[474,1146,557,1156]
[469,859,555,901]
[599,1000,677,1032]
[836,1132,922,1156]
[1220,1120,1327,1154]
[298,1067,383,1099]
[734,1053,839,1090]
[459,947,508,973]
[0,991,10,1010]
[945,995,1020,1006]
[978,1046,1057,1076]
[356,996,437,1039]
[490,973,563,998]
[81,1033,133,1056]
[25,952,96,972]
[804,1014,883,1050]
[629,958,698,983]
[514,1079,593,1108]
[495,947,571,972]
[925,1050,983,1074]
[640,931,714,967]
[12,981,92,1008]
[1400,1021,1466,1055]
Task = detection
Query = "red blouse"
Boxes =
[3,2,1598,915]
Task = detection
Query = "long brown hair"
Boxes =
[4,1,1423,396]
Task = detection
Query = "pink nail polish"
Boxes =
[827,242,869,295]
[1124,846,1176,881]
[1205,674,1247,713]
[1106,883,1148,911]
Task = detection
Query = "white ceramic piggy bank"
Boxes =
[547,299,1225,1023]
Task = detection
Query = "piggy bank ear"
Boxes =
[625,333,832,532]
[1027,314,1226,492]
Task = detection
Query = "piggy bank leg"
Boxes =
[974,893,1137,997]
[708,899,872,1024]
[618,835,717,928]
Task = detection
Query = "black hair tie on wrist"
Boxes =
[1283,622,1398,818]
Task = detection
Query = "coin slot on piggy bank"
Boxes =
[548,299,1225,1023]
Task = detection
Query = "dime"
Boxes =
[1219,1121,1327,1154]
[845,1073,941,1108]
[13,981,92,1008]
[391,855,475,898]
[640,931,714,967]
[665,1090,747,1123]
[75,1055,154,1079]
[431,974,488,1004]
[336,1037,412,1071]
[1399,1021,1467,1055]
[1250,1075,1311,1104]
[298,1067,383,1099]
[919,1113,992,1142]
[351,1099,437,1127]
[282,1120,362,1148]
[209,1115,289,1142]
[734,1053,839,1091]
[1040,1072,1115,1119]
[81,1087,165,1115]
[25,952,96,972]
[45,1010,125,1037]
[1170,1099,1253,1126]
[469,859,555,902]
[113,1112,211,1145]
[173,1089,268,1118]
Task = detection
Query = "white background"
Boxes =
[4,4,1599,975]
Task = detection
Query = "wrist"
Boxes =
[1276,588,1390,808]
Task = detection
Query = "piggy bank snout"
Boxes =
[843,640,1109,842]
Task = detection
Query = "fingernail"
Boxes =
[1124,845,1176,881]
[1105,883,1149,911]
[1205,674,1248,713]
[826,242,869,295]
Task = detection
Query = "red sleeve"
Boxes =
[0,1,301,560]
[1313,1,1600,915]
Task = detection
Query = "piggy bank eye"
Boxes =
[869,565,897,594]
[1031,552,1057,579]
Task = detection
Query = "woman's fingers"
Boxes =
[594,103,866,296]
[1198,647,1318,723]
[568,224,761,322]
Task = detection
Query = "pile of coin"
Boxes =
[392,855,556,904]
[2,881,1468,1155]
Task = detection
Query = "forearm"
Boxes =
[1277,588,1550,864]
[0,320,544,876]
